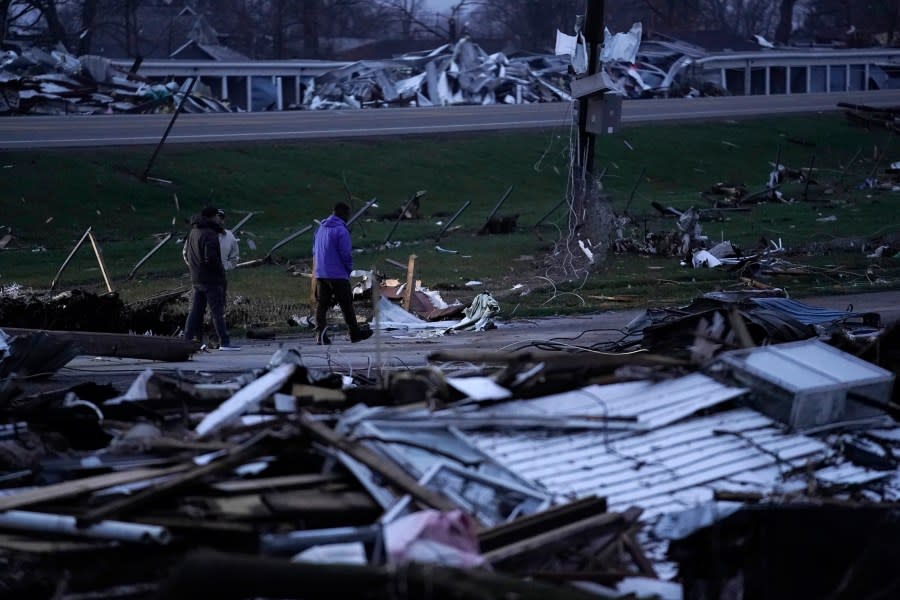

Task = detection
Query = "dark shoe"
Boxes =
[316,329,331,345]
[350,328,373,343]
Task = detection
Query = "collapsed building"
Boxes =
[0,277,898,598]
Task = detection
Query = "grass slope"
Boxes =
[1,112,898,325]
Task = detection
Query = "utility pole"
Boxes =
[570,0,615,267]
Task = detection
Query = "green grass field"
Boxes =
[1,112,898,326]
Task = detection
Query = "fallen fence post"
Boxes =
[802,154,816,201]
[623,166,646,214]
[479,185,514,234]
[533,198,567,229]
[435,200,471,242]
[348,197,378,228]
[230,212,255,233]
[50,226,93,291]
[836,147,862,188]
[128,233,173,280]
[238,223,315,268]
[383,192,419,246]
[87,230,114,293]
[142,77,197,182]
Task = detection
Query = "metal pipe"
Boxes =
[231,212,255,233]
[0,510,170,544]
[348,197,378,228]
[802,154,816,201]
[142,77,197,181]
[265,224,314,260]
[88,230,114,293]
[623,167,646,214]
[383,192,420,245]
[128,233,173,280]
[435,200,471,242]
[479,185,514,233]
[533,198,567,229]
[50,226,92,291]
[260,524,383,558]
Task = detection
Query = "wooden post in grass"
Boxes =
[87,230,114,293]
[402,255,417,312]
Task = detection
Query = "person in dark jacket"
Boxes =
[312,202,372,345]
[183,206,239,351]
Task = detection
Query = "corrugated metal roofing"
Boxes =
[444,373,747,431]
[467,407,873,517]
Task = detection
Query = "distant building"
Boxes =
[90,2,247,60]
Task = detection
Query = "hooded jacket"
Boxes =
[313,214,353,279]
[185,215,226,285]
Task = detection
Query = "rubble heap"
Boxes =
[0,47,232,115]
[0,287,898,598]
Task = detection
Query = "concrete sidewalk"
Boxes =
[50,290,900,391]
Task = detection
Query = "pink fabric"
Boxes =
[385,510,483,567]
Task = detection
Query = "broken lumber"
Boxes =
[78,430,272,525]
[298,412,459,513]
[0,465,190,512]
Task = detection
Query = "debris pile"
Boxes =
[0,288,186,335]
[0,47,232,115]
[302,37,573,109]
[0,286,897,597]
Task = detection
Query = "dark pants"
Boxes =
[315,278,361,336]
[184,283,230,346]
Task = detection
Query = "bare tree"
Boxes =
[699,0,779,39]
[467,0,579,50]
[376,0,483,41]
[774,0,797,43]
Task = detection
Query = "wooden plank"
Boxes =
[262,490,378,514]
[211,473,342,494]
[623,532,658,578]
[479,496,608,552]
[401,254,417,312]
[0,328,199,362]
[298,412,459,514]
[0,465,190,512]
[78,431,271,525]
[482,512,623,565]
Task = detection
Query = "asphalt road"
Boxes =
[2,89,899,149]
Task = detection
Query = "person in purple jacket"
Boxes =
[312,202,373,345]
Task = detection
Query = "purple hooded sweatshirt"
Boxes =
[313,214,353,279]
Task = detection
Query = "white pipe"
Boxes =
[195,363,295,437]
[0,510,170,544]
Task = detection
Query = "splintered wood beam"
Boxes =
[79,430,272,525]
[298,412,459,514]
[0,328,200,362]
[401,254,417,312]
[0,465,191,513]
